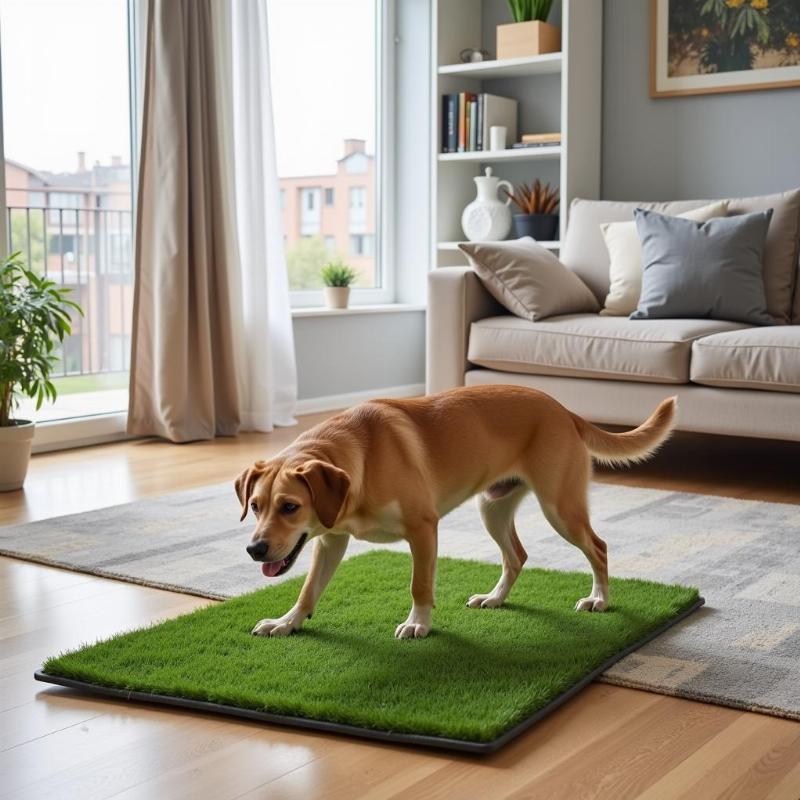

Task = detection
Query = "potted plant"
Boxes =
[0,252,82,491]
[504,179,560,241]
[320,261,358,310]
[497,0,560,60]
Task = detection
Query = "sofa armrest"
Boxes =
[426,266,506,394]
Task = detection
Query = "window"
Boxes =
[47,192,83,224]
[348,186,367,232]
[299,187,321,235]
[49,233,76,256]
[350,234,374,257]
[1,0,134,426]
[268,0,386,304]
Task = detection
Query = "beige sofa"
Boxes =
[427,197,800,442]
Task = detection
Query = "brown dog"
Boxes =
[236,385,676,639]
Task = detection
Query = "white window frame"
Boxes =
[289,0,395,308]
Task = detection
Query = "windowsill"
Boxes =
[291,303,425,318]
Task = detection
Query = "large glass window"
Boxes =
[1,0,134,422]
[268,0,381,300]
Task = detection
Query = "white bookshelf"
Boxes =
[431,0,602,267]
[438,146,561,163]
[438,240,560,251]
[437,52,562,79]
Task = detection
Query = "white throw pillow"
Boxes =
[600,200,729,316]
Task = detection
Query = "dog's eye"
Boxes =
[250,501,258,514]
[281,502,299,514]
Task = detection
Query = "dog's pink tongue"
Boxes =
[261,560,286,578]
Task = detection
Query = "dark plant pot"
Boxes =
[512,214,559,241]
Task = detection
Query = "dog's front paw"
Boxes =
[575,596,608,612]
[251,611,305,637]
[466,592,504,609]
[394,620,430,639]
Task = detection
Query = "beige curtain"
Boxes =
[128,0,241,441]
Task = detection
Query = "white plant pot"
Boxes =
[324,286,351,310]
[0,419,35,491]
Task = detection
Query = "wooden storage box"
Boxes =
[496,20,561,59]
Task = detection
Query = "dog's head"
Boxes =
[235,458,350,577]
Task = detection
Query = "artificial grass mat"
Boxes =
[38,551,702,752]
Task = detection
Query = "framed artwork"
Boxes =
[650,0,800,97]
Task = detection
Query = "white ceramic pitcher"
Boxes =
[461,167,514,242]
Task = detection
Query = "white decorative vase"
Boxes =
[324,286,351,310]
[461,167,514,242]
[0,419,35,491]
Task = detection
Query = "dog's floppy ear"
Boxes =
[234,462,265,522]
[294,459,351,530]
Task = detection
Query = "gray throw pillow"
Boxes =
[631,209,774,325]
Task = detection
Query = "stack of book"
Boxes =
[511,132,562,149]
[441,93,518,153]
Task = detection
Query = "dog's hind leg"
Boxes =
[467,483,528,609]
[533,457,609,612]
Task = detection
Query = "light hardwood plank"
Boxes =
[0,417,798,798]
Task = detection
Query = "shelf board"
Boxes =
[438,53,562,80]
[439,146,561,163]
[438,240,560,251]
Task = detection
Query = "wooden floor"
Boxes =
[2,416,800,799]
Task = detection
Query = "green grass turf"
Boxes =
[42,551,700,744]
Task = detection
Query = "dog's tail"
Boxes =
[570,396,677,467]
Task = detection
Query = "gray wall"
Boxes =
[602,0,800,201]
[293,311,425,400]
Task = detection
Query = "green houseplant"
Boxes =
[504,179,560,241]
[0,252,82,490]
[498,0,560,59]
[320,260,358,310]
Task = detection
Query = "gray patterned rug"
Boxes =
[2,482,798,721]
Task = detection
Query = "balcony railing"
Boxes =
[6,205,134,378]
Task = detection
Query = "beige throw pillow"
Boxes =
[459,237,599,322]
[600,200,729,316]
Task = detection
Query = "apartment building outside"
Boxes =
[279,138,376,289]
[5,153,133,379]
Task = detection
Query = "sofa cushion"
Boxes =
[601,200,729,317]
[562,190,800,323]
[691,327,800,394]
[468,314,750,384]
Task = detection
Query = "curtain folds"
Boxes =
[230,1,297,430]
[128,0,297,442]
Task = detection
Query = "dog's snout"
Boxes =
[246,540,268,561]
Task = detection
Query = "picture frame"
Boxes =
[650,0,800,98]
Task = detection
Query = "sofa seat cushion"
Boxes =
[468,315,750,384]
[691,327,800,394]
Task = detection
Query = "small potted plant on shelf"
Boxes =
[320,260,358,310]
[504,179,560,241]
[0,252,83,491]
[498,0,560,60]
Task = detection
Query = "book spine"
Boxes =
[457,92,466,153]
[441,95,448,153]
[442,94,456,153]
[476,94,484,151]
[469,100,478,152]
[448,95,457,153]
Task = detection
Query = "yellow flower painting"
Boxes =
[651,0,800,97]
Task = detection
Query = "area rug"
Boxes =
[3,482,799,721]
[35,551,701,753]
